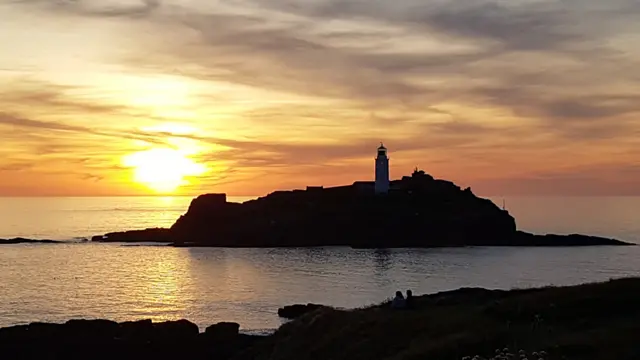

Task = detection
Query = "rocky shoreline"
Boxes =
[4,278,640,360]
[4,231,632,247]
[92,229,631,247]
[0,318,261,360]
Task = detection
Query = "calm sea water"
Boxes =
[0,196,639,330]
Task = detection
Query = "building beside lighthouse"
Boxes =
[375,143,390,194]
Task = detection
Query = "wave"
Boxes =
[241,328,276,336]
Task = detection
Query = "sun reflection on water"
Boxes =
[125,248,194,323]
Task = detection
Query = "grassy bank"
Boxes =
[237,278,640,360]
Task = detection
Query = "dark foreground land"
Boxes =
[4,278,640,360]
[91,171,632,247]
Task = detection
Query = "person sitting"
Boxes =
[391,290,406,309]
[405,289,414,309]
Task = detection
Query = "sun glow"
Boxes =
[122,148,207,194]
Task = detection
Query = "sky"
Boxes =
[0,0,639,196]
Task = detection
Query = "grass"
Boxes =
[235,278,640,360]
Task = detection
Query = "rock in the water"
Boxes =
[512,231,631,246]
[0,238,62,244]
[278,304,324,319]
[91,228,173,243]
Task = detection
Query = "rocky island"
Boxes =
[92,168,631,247]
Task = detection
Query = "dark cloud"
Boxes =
[0,112,88,133]
[475,167,640,196]
[14,0,161,18]
[544,99,639,120]
[0,162,34,172]
[472,86,640,139]
[0,111,174,150]
[0,83,155,118]
[120,0,638,112]
[423,3,581,51]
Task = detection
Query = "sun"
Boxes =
[122,148,207,194]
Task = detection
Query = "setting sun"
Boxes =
[122,148,207,193]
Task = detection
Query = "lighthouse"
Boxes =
[375,143,390,194]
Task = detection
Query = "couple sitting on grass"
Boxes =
[391,290,414,309]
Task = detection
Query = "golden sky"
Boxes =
[1,0,639,196]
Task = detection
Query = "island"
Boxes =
[92,168,631,247]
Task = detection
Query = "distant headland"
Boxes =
[91,144,631,248]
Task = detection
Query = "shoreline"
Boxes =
[3,278,640,359]
[2,238,635,247]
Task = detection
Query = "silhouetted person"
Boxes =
[405,289,414,309]
[391,290,405,309]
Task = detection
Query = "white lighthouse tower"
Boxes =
[375,143,390,194]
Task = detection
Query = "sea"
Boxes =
[0,196,639,331]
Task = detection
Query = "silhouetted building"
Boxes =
[375,143,390,194]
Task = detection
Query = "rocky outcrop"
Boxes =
[510,231,630,246]
[277,304,325,319]
[92,171,633,247]
[0,238,63,244]
[91,228,173,243]
[0,319,261,360]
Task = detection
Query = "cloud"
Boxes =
[0,112,86,132]
[0,162,34,172]
[474,165,640,196]
[114,0,640,113]
[0,111,173,147]
[14,0,161,18]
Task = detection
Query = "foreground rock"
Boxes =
[277,304,325,319]
[0,238,63,244]
[93,170,633,247]
[0,319,261,360]
[238,278,640,360]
